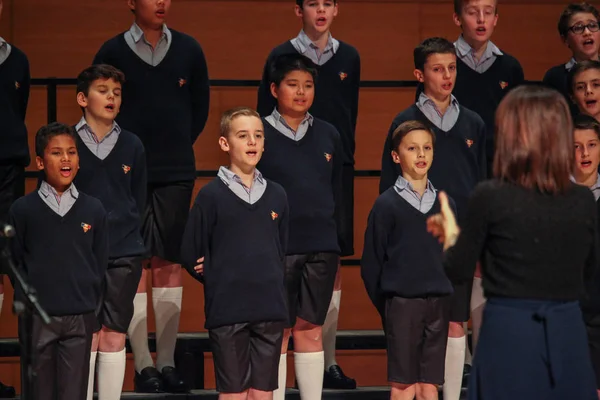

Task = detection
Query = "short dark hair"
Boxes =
[76,64,125,97]
[268,53,318,87]
[568,60,600,94]
[558,2,600,38]
[296,0,338,8]
[493,85,574,194]
[453,0,498,15]
[35,122,77,158]
[574,113,600,139]
[391,120,436,152]
[414,37,456,70]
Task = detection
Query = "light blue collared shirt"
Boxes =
[38,181,79,217]
[566,58,577,71]
[124,23,172,66]
[394,175,437,214]
[454,35,503,74]
[217,166,267,205]
[291,30,340,66]
[75,117,121,160]
[265,108,314,141]
[0,37,12,66]
[416,92,461,132]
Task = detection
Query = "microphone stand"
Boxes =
[0,238,50,400]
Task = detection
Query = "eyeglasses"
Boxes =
[569,22,600,35]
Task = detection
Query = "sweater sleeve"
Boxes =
[7,204,26,298]
[19,54,30,121]
[350,52,361,137]
[443,183,490,283]
[180,192,208,283]
[360,199,391,316]
[476,119,487,181]
[257,53,277,117]
[132,141,147,232]
[332,128,344,246]
[92,41,112,66]
[278,191,290,257]
[379,119,402,194]
[189,41,210,143]
[93,206,109,281]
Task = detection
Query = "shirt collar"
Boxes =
[39,180,79,199]
[418,92,460,110]
[218,166,264,186]
[455,35,503,58]
[271,107,314,127]
[295,30,337,55]
[591,173,600,191]
[130,22,170,44]
[0,37,6,47]
[394,175,436,194]
[566,58,577,70]
[75,116,121,138]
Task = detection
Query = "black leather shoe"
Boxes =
[323,365,357,389]
[161,366,189,393]
[134,366,164,393]
[462,364,472,387]
[0,380,15,398]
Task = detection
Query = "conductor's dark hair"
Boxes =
[296,0,338,8]
[574,113,600,139]
[557,2,600,38]
[268,53,318,87]
[76,64,125,97]
[493,85,574,193]
[391,120,436,152]
[567,60,600,95]
[35,122,77,158]
[414,37,456,70]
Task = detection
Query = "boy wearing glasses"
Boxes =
[544,2,600,116]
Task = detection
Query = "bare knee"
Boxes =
[218,390,248,400]
[248,388,272,400]
[390,382,416,400]
[98,327,126,352]
[333,264,342,291]
[137,267,148,293]
[416,383,438,400]
[292,319,322,352]
[280,328,292,354]
[91,331,100,352]
[151,257,182,287]
[448,321,465,338]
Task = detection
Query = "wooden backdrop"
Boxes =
[0,0,576,389]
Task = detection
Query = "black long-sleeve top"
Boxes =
[444,180,597,302]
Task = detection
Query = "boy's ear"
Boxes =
[294,4,303,18]
[452,13,462,28]
[218,136,230,152]
[76,92,88,109]
[391,150,402,165]
[413,69,425,83]
[35,156,44,171]
[270,82,279,99]
[127,0,136,13]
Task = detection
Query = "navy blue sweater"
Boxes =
[93,29,210,183]
[8,192,108,316]
[74,130,147,260]
[380,105,486,225]
[256,41,360,166]
[543,63,580,117]
[258,118,343,255]
[180,178,289,329]
[0,45,30,166]
[361,189,453,314]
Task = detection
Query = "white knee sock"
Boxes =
[273,353,287,400]
[323,290,341,370]
[97,349,126,400]
[295,351,324,400]
[86,351,97,400]
[443,337,466,400]
[152,287,183,371]
[470,277,486,356]
[128,293,154,373]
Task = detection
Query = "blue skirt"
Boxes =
[469,298,597,400]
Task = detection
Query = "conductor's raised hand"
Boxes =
[426,191,460,251]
